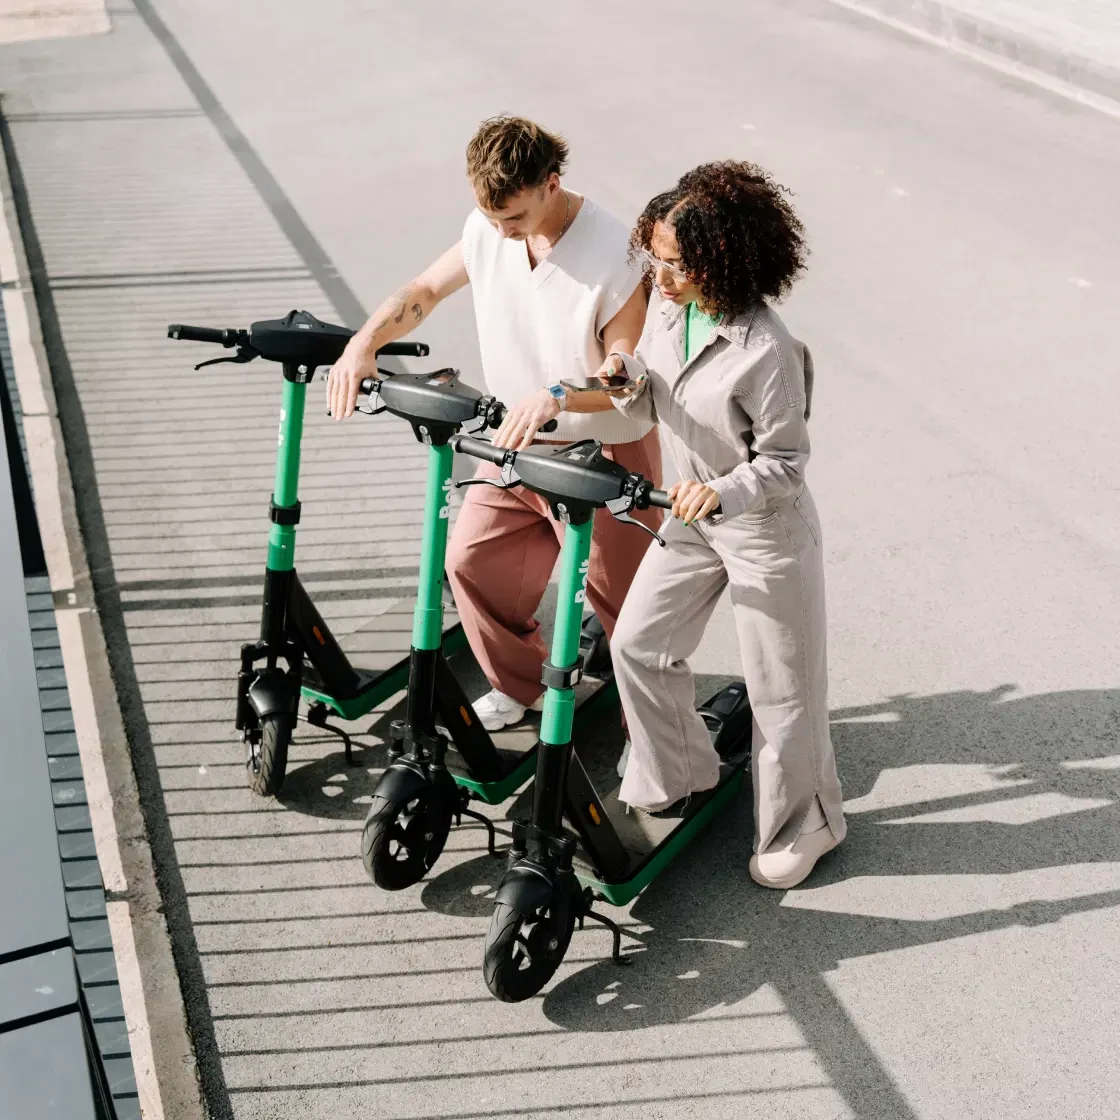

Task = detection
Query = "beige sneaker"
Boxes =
[749,802,838,889]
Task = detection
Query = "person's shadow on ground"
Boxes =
[530,686,1120,1117]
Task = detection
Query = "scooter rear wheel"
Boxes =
[483,900,576,1002]
[361,789,453,891]
[246,714,291,797]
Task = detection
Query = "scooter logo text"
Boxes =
[439,477,452,518]
[574,558,590,604]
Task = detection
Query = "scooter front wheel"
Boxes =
[483,900,576,1003]
[246,714,291,796]
[361,789,453,890]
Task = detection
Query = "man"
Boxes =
[328,115,660,731]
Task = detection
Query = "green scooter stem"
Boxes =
[267,378,305,572]
[413,444,454,651]
[539,519,593,746]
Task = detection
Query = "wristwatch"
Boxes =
[547,383,567,411]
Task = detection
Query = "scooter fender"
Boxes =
[494,863,558,915]
[247,668,299,721]
[373,759,431,805]
[373,759,457,809]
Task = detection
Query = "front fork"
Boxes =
[494,518,608,941]
[378,442,455,781]
[237,377,307,740]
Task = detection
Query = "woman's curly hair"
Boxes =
[631,161,807,319]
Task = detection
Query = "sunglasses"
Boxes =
[638,247,688,283]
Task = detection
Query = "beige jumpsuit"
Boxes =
[611,294,845,855]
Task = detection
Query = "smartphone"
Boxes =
[559,374,632,396]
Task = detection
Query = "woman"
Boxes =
[604,161,845,889]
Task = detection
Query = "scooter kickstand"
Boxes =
[306,703,358,766]
[457,797,502,858]
[584,907,636,966]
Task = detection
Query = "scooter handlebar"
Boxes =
[376,341,430,357]
[167,324,245,346]
[643,488,722,516]
[355,384,558,435]
[485,401,558,434]
[449,434,509,466]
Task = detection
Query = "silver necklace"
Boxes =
[556,190,573,241]
[531,191,572,260]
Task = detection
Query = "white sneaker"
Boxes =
[616,739,632,780]
[473,689,529,732]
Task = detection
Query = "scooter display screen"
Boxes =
[424,371,458,386]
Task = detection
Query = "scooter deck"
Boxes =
[443,645,618,806]
[572,761,747,907]
[571,685,754,907]
[300,602,468,721]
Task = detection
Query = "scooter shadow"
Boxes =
[419,782,533,917]
[275,735,393,821]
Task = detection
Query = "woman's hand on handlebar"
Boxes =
[326,335,378,421]
[492,388,561,450]
[669,480,720,525]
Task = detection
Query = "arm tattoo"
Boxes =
[390,285,410,325]
[367,286,416,341]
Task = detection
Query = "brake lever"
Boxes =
[454,451,521,492]
[323,372,388,418]
[605,495,666,547]
[355,387,386,417]
[194,345,257,371]
[460,395,503,437]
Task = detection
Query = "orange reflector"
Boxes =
[312,626,326,645]
[588,804,601,826]
[460,706,472,726]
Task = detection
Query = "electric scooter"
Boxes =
[450,434,755,1003]
[166,310,468,795]
[350,371,618,889]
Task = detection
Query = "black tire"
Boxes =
[361,789,454,891]
[246,714,291,797]
[483,900,576,1003]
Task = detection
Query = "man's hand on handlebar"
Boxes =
[326,336,380,421]
[669,480,720,525]
[492,388,562,450]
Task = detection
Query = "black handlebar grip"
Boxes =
[167,324,230,345]
[486,402,558,434]
[376,341,430,357]
[450,435,509,466]
[647,488,723,516]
